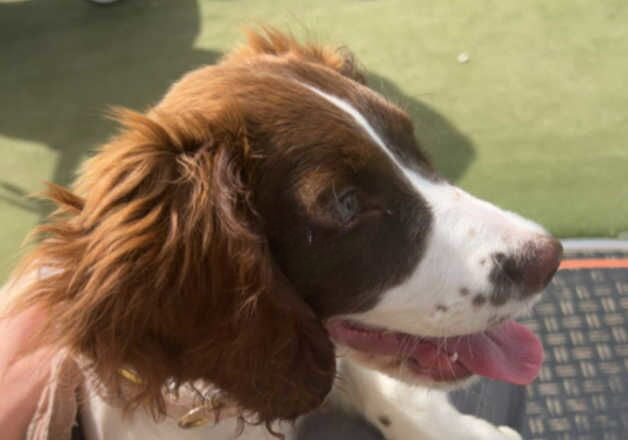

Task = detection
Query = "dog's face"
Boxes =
[13,29,561,425]
[208,41,562,388]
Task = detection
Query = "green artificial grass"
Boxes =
[1,0,627,281]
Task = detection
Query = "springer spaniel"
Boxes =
[5,29,562,439]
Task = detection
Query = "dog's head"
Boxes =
[11,29,561,425]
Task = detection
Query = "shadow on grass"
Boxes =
[0,0,220,216]
[0,0,474,219]
[0,182,48,214]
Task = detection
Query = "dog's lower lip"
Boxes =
[327,319,473,383]
[326,317,544,385]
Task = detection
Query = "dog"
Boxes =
[4,29,562,439]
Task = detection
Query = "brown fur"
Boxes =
[6,29,375,426]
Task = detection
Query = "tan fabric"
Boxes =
[27,350,83,440]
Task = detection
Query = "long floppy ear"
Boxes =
[9,107,335,424]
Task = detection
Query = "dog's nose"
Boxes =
[503,237,563,296]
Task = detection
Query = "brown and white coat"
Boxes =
[5,29,561,440]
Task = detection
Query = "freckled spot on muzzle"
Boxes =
[378,415,391,427]
[472,294,486,307]
[488,239,562,306]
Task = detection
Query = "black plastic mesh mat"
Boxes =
[518,252,628,440]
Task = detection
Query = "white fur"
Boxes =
[80,392,281,440]
[333,359,521,440]
[353,176,546,337]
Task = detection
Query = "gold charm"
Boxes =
[178,404,212,429]
[117,367,143,385]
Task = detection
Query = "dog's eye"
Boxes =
[334,189,361,224]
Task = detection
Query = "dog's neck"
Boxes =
[80,389,265,440]
[113,367,241,429]
[80,370,285,440]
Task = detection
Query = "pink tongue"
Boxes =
[447,321,544,385]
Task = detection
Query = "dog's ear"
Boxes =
[10,107,335,424]
[226,27,366,84]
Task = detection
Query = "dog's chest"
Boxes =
[80,390,284,440]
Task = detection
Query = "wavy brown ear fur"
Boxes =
[8,107,335,424]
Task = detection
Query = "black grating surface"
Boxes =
[520,252,628,440]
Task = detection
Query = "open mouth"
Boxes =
[326,319,544,385]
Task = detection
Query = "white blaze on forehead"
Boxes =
[300,84,399,165]
[298,82,443,196]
